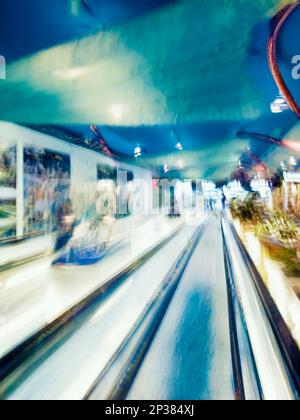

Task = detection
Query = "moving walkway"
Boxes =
[0,216,299,400]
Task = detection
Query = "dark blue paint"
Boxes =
[0,0,175,61]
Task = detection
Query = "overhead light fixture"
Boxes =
[289,156,297,166]
[175,142,183,151]
[134,146,142,158]
[164,163,169,173]
[70,0,80,16]
[270,92,289,113]
[177,160,184,169]
[280,161,286,169]
[110,104,125,122]
[0,55,6,80]
[54,67,88,80]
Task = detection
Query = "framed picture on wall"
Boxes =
[0,146,16,241]
[24,148,71,234]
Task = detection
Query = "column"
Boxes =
[16,141,24,238]
[283,181,288,211]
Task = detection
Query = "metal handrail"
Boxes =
[0,224,184,399]
[227,218,300,400]
[85,223,205,401]
[222,219,263,400]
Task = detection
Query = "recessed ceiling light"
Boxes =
[134,146,142,157]
[289,156,297,166]
[178,160,184,169]
[110,104,125,121]
[54,67,88,80]
[175,142,183,151]
[270,93,289,113]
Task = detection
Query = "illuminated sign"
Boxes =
[283,172,300,183]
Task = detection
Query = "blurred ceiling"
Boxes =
[0,0,175,61]
[0,0,299,181]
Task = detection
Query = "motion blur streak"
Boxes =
[0,0,292,125]
[128,217,235,400]
[282,139,300,154]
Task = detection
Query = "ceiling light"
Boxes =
[54,67,88,80]
[70,0,80,16]
[175,142,183,151]
[270,93,289,113]
[110,104,125,122]
[280,161,286,169]
[178,160,184,169]
[134,146,142,158]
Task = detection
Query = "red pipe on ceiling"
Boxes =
[268,1,300,118]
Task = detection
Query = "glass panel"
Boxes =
[24,148,70,235]
[0,146,16,241]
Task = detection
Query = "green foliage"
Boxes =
[230,194,264,224]
[230,195,299,244]
[0,169,16,187]
[0,148,16,187]
[266,246,300,277]
[0,205,16,219]
[255,211,298,243]
[0,209,10,218]
[0,224,16,239]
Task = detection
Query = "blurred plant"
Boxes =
[0,169,16,187]
[0,148,16,187]
[0,205,16,219]
[255,211,298,243]
[230,193,264,224]
[266,245,300,277]
[0,209,10,219]
[0,225,16,239]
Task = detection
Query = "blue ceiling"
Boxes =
[0,0,299,181]
[0,0,175,61]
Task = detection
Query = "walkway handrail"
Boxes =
[85,223,206,400]
[227,217,300,400]
[222,220,263,400]
[0,224,184,399]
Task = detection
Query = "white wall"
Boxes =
[0,122,153,234]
